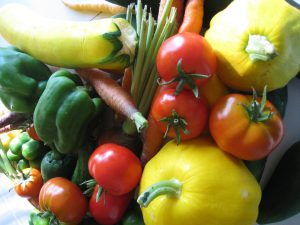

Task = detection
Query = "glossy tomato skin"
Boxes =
[39,177,87,225]
[88,143,142,196]
[14,168,43,199]
[209,94,284,160]
[151,89,209,141]
[156,32,216,87]
[89,185,132,225]
[27,124,41,142]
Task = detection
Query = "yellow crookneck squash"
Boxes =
[138,137,261,225]
[205,0,300,92]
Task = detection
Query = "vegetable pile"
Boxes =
[0,0,299,225]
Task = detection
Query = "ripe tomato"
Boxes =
[209,91,284,160]
[14,168,43,199]
[88,143,142,196]
[39,177,87,225]
[156,32,216,95]
[27,124,41,142]
[89,185,132,225]
[151,88,209,144]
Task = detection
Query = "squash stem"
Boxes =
[245,34,277,61]
[137,178,182,207]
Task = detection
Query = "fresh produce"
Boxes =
[29,209,50,225]
[0,47,51,113]
[26,124,41,142]
[76,68,148,133]
[33,70,103,154]
[178,0,204,34]
[122,0,177,135]
[17,159,29,171]
[209,87,284,160]
[151,88,208,144]
[158,0,184,26]
[89,185,133,225]
[61,0,127,14]
[14,168,43,199]
[9,131,48,161]
[41,150,76,182]
[204,0,300,92]
[138,137,261,225]
[88,143,142,195]
[257,141,300,224]
[0,129,21,151]
[0,3,137,70]
[156,32,216,97]
[121,201,145,225]
[0,112,28,134]
[39,177,87,225]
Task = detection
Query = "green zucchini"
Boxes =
[0,3,137,70]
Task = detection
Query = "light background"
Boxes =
[0,0,299,225]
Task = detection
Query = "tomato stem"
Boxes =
[160,109,190,144]
[137,178,182,207]
[241,86,273,122]
[158,58,209,98]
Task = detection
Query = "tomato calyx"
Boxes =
[82,179,105,203]
[38,211,60,225]
[158,59,209,97]
[241,86,273,122]
[160,109,190,144]
[13,168,33,188]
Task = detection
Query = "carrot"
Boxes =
[61,0,126,14]
[140,112,164,166]
[0,112,28,134]
[178,0,204,34]
[121,67,132,93]
[158,0,185,27]
[76,68,148,132]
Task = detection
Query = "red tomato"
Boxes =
[209,93,284,160]
[14,168,43,199]
[88,143,142,196]
[151,89,208,144]
[156,32,216,92]
[39,177,87,225]
[27,124,41,142]
[89,185,132,225]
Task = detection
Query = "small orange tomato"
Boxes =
[14,168,43,198]
[27,124,41,142]
[209,88,284,160]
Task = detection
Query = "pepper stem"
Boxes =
[245,34,277,61]
[241,86,273,122]
[137,178,182,207]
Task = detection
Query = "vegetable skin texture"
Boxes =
[76,68,148,132]
[138,137,261,225]
[178,0,204,34]
[61,0,127,14]
[0,3,137,70]
[204,0,300,92]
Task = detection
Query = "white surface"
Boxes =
[0,0,300,225]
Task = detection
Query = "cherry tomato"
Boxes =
[151,89,209,144]
[89,185,132,225]
[14,168,43,199]
[39,177,87,225]
[156,32,216,94]
[27,124,41,142]
[209,91,284,160]
[88,143,142,196]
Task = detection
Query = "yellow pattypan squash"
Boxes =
[205,0,300,92]
[138,137,261,225]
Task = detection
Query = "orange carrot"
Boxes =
[140,112,164,166]
[178,0,204,34]
[76,68,148,132]
[121,67,132,94]
[158,0,185,27]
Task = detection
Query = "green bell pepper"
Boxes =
[9,131,48,161]
[33,70,103,154]
[6,149,22,162]
[122,202,145,225]
[41,150,76,182]
[0,46,51,113]
[17,158,29,170]
[29,209,50,225]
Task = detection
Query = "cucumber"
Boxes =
[0,3,137,70]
